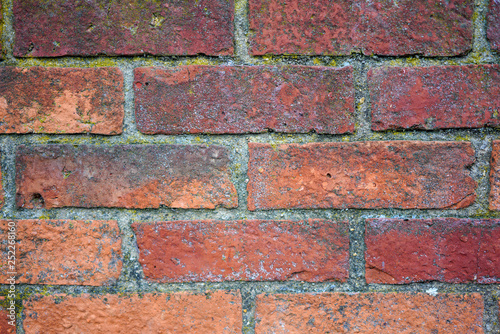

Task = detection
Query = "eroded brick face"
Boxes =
[134,66,354,134]
[488,0,500,52]
[0,2,3,59]
[14,0,234,57]
[0,67,124,134]
[255,293,484,333]
[133,219,349,282]
[23,291,242,334]
[249,0,473,56]
[16,145,238,209]
[0,298,15,334]
[369,65,500,131]
[365,218,500,284]
[248,141,476,210]
[0,220,122,285]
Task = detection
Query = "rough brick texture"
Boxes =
[14,0,234,57]
[365,218,500,284]
[0,220,122,285]
[0,152,3,209]
[255,293,484,333]
[134,66,354,134]
[248,141,476,210]
[370,65,500,131]
[249,0,473,56]
[16,145,237,209]
[0,2,3,59]
[490,140,500,210]
[0,298,15,334]
[132,219,349,283]
[0,67,124,134]
[488,0,500,52]
[23,291,242,334]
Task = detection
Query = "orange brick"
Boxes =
[0,67,123,134]
[23,291,242,333]
[0,297,15,334]
[255,293,484,333]
[0,220,122,285]
[248,141,476,210]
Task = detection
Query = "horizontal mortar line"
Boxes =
[1,281,498,294]
[2,207,499,218]
[0,54,498,67]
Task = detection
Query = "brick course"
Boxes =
[133,219,349,283]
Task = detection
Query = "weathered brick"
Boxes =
[0,151,3,209]
[23,291,242,334]
[365,218,500,284]
[132,219,349,283]
[255,293,484,333]
[370,65,500,131]
[134,66,354,134]
[16,145,237,209]
[14,0,234,57]
[0,67,124,134]
[488,0,500,52]
[0,220,122,286]
[0,2,3,59]
[249,0,473,56]
[0,298,15,334]
[490,141,500,210]
[248,141,476,210]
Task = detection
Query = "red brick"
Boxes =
[490,140,500,210]
[488,0,500,52]
[0,220,122,286]
[134,66,354,134]
[132,219,349,283]
[14,0,233,57]
[248,141,476,210]
[0,151,3,209]
[0,297,15,334]
[16,145,237,209]
[23,291,242,334]
[255,293,484,333]
[365,218,500,284]
[249,0,473,56]
[0,67,124,134]
[0,2,3,59]
[370,65,500,131]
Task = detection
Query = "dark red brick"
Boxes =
[249,0,473,56]
[248,141,476,210]
[14,0,234,57]
[0,67,124,134]
[488,0,500,52]
[365,218,500,284]
[0,220,122,286]
[23,291,242,333]
[16,145,237,209]
[132,219,349,283]
[370,65,500,131]
[490,141,500,210]
[134,66,354,134]
[255,293,484,333]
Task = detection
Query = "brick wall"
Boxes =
[0,0,499,333]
